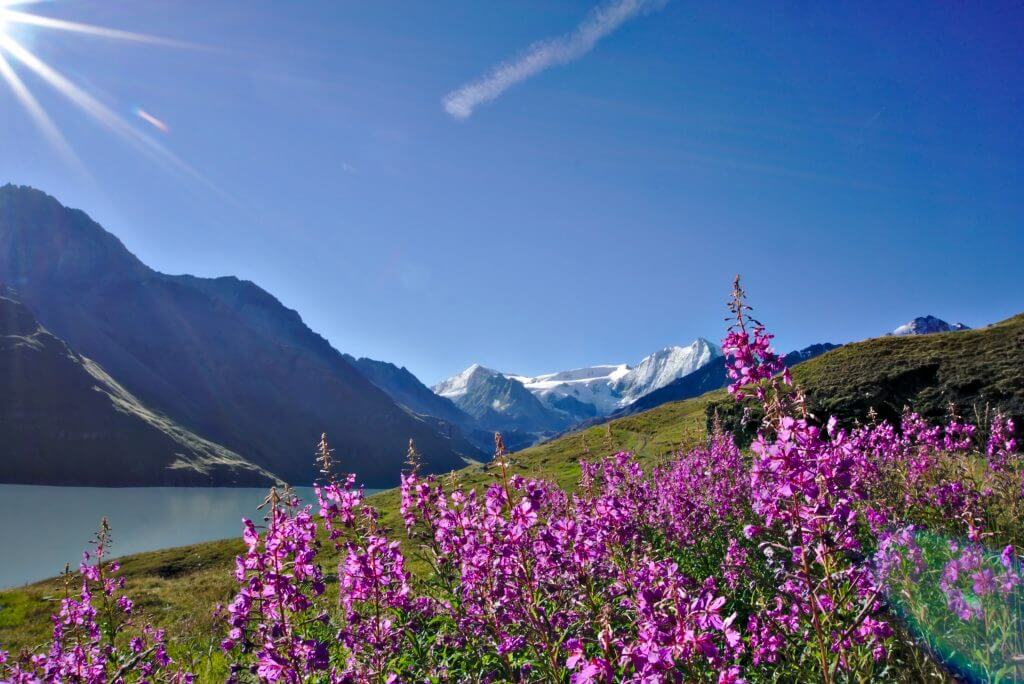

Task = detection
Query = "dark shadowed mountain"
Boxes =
[0,185,480,486]
[0,293,277,486]
[343,355,474,428]
[612,343,841,418]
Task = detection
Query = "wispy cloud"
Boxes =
[443,0,667,120]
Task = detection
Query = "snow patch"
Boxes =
[432,363,501,399]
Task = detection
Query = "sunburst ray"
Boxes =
[1,9,194,48]
[0,48,84,175]
[0,2,221,193]
[0,33,219,193]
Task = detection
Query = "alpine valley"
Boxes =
[0,186,737,485]
[0,185,984,487]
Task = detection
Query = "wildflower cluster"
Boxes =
[0,519,192,683]
[212,273,1021,682]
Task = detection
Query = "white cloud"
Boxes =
[443,0,667,120]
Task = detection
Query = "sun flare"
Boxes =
[0,1,191,174]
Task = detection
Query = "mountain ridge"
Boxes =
[433,338,722,440]
[0,185,480,486]
[612,343,841,419]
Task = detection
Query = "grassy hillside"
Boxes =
[2,312,1022,661]
[794,314,1024,424]
[709,313,1024,442]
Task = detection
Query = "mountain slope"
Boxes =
[0,294,277,486]
[613,339,720,404]
[344,355,474,428]
[766,316,1021,428]
[434,364,568,434]
[617,343,840,418]
[0,185,479,486]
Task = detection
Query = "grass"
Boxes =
[2,312,1021,665]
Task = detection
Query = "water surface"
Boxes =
[0,484,380,589]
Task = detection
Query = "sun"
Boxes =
[0,0,194,175]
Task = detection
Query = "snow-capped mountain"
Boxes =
[614,342,840,419]
[433,363,502,400]
[889,316,970,336]
[508,365,630,418]
[433,338,722,443]
[433,364,569,436]
[508,338,721,416]
[613,339,720,405]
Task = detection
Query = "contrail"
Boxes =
[443,0,667,120]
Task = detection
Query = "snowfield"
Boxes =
[435,338,722,426]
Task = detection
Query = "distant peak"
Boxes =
[463,362,498,376]
[0,184,148,284]
[649,338,721,359]
[890,316,970,336]
[433,363,502,398]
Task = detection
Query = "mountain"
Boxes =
[0,185,479,486]
[433,364,569,436]
[613,343,840,418]
[436,339,722,440]
[0,293,277,486]
[890,316,970,336]
[345,356,534,454]
[784,343,842,364]
[612,339,720,404]
[344,355,473,428]
[508,365,629,420]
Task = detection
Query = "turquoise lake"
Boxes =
[0,484,380,589]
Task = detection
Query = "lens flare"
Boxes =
[0,1,204,183]
[134,107,169,134]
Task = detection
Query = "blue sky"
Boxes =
[0,1,1021,385]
